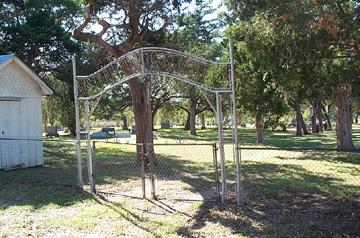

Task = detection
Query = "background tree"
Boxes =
[0,0,80,73]
[151,76,182,131]
[73,0,199,152]
[225,0,359,148]
[165,0,224,135]
[0,0,82,134]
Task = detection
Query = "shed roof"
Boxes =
[0,54,53,95]
[0,54,14,65]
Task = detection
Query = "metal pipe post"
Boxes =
[212,143,220,200]
[85,100,94,192]
[216,92,226,204]
[141,144,146,199]
[230,40,243,206]
[92,141,96,191]
[149,145,156,199]
[72,56,83,189]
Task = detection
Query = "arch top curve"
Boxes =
[75,47,231,100]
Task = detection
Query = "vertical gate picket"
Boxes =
[212,143,220,201]
[149,145,156,199]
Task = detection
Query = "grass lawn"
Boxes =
[0,124,359,237]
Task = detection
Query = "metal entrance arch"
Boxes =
[72,45,242,205]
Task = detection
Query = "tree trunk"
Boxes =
[200,113,206,129]
[255,117,264,144]
[249,116,253,125]
[316,97,323,132]
[70,117,76,136]
[184,114,190,130]
[355,106,359,123]
[122,116,128,130]
[333,86,355,150]
[294,101,303,137]
[189,90,197,136]
[128,79,154,163]
[322,102,333,130]
[311,101,317,133]
[300,113,309,135]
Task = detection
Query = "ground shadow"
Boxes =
[92,141,360,237]
[174,160,360,237]
[0,141,90,209]
[2,139,359,237]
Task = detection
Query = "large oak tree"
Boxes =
[73,0,195,155]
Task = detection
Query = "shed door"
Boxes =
[0,101,22,168]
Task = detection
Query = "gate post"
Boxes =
[92,141,97,192]
[149,143,156,199]
[216,92,226,204]
[230,40,243,206]
[85,100,95,192]
[212,143,220,201]
[141,143,146,199]
[72,56,83,189]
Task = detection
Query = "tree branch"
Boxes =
[174,103,189,113]
[73,5,122,57]
[196,101,211,113]
[96,20,111,38]
[115,24,133,30]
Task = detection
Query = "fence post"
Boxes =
[149,143,156,199]
[212,143,220,201]
[216,92,226,204]
[72,56,83,189]
[141,143,146,199]
[230,40,243,206]
[85,100,95,192]
[92,141,96,192]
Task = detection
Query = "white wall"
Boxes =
[0,61,44,169]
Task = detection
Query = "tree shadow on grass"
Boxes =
[242,161,360,200]
[92,141,359,237]
[87,142,220,200]
[0,167,89,209]
[174,160,360,237]
[2,140,359,237]
[91,193,159,236]
[275,149,360,165]
[0,141,90,209]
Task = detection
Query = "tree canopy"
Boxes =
[225,0,359,147]
[0,0,80,73]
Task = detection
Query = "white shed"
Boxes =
[0,54,53,169]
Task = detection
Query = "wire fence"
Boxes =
[43,140,88,187]
[150,143,219,201]
[1,138,359,205]
[91,141,220,201]
[235,147,360,204]
[0,138,87,187]
[91,142,143,197]
[0,137,44,169]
